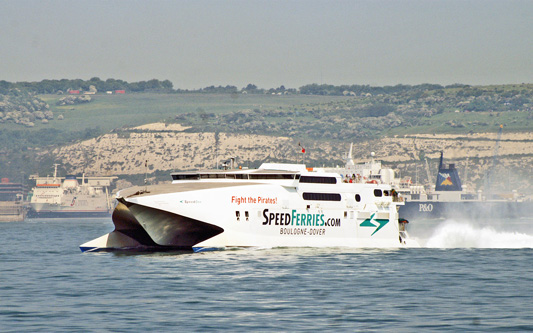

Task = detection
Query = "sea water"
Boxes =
[1,217,533,332]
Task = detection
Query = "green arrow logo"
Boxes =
[360,213,389,236]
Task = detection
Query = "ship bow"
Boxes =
[80,199,223,252]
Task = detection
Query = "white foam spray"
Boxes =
[424,220,533,248]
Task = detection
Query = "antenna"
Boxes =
[53,163,60,183]
[144,160,148,192]
[297,142,306,165]
[215,130,219,169]
[464,157,469,188]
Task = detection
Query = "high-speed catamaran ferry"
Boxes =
[80,163,419,252]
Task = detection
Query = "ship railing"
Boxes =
[392,196,404,202]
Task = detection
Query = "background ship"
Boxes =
[398,152,533,220]
[317,145,533,220]
[27,164,117,218]
[0,178,26,222]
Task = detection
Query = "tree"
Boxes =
[244,84,257,92]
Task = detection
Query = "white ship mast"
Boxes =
[53,164,60,184]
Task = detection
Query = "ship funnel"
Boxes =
[435,152,462,191]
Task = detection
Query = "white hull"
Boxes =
[30,200,109,212]
[81,164,419,252]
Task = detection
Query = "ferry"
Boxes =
[399,152,533,220]
[80,162,419,252]
[28,164,117,218]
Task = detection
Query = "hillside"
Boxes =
[1,83,533,193]
[50,122,533,196]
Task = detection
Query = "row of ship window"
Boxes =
[172,174,396,192]
[303,189,385,202]
[172,174,340,182]
[172,175,394,192]
[172,173,301,180]
[172,173,388,202]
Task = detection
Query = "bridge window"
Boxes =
[200,174,226,179]
[303,192,341,201]
[355,194,361,202]
[374,189,382,197]
[300,176,337,184]
[172,174,200,180]
[249,174,296,180]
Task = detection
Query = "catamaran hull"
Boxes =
[80,200,224,252]
[81,182,419,252]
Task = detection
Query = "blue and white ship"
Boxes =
[321,146,533,220]
[399,152,533,220]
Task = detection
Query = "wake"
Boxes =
[423,220,533,248]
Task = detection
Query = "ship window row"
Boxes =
[299,176,337,184]
[249,174,297,180]
[227,174,298,180]
[302,190,386,202]
[461,194,476,200]
[172,173,299,180]
[235,211,250,221]
[172,174,201,180]
[353,191,385,201]
[303,192,341,201]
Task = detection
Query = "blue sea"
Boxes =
[2,217,533,332]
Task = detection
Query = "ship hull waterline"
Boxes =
[27,210,111,219]
[399,200,533,220]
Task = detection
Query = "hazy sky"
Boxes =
[1,0,533,89]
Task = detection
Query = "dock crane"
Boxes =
[484,124,503,197]
[424,157,432,186]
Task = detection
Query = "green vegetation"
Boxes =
[31,93,346,132]
[171,83,533,141]
[2,81,533,180]
[0,78,173,94]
